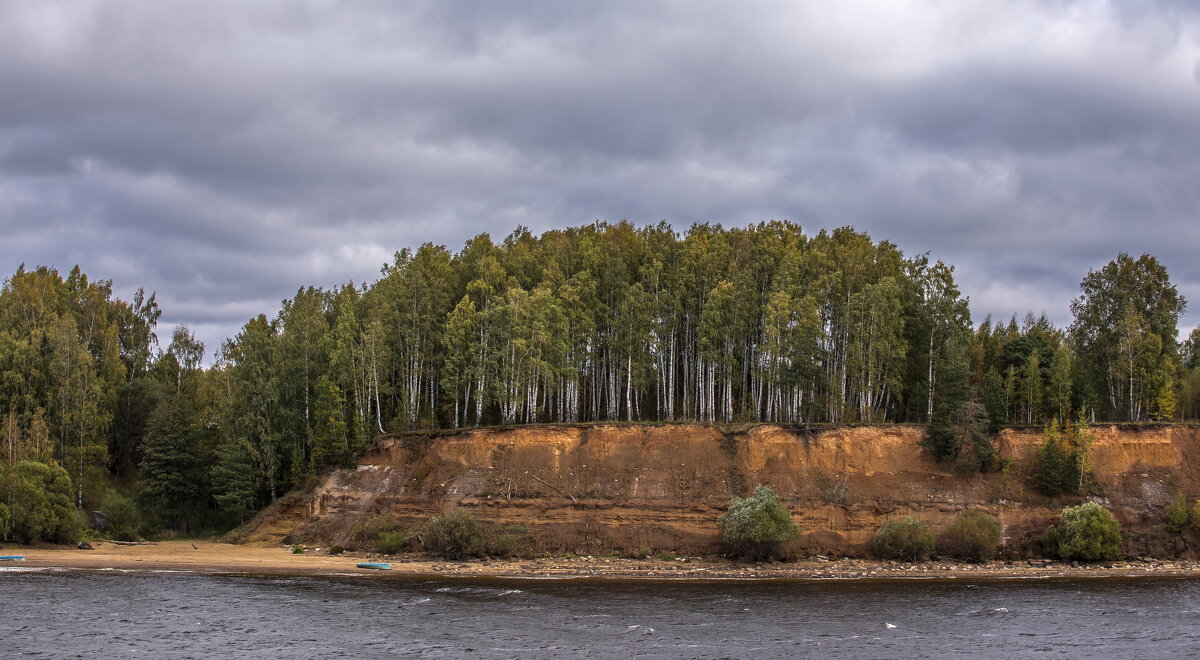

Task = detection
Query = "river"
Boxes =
[3,568,1199,658]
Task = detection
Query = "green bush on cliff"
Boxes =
[938,509,1002,562]
[421,509,488,560]
[489,524,537,559]
[1165,493,1192,534]
[350,514,405,550]
[377,531,413,554]
[870,516,934,561]
[1042,501,1122,562]
[718,485,799,561]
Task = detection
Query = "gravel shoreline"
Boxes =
[9,541,1200,581]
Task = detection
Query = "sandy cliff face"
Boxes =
[242,424,1200,556]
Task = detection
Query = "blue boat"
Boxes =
[0,555,25,561]
[356,562,391,570]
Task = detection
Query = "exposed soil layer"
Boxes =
[238,423,1200,557]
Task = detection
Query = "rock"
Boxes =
[77,541,93,550]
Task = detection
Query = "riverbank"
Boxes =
[8,540,1200,580]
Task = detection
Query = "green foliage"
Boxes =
[420,509,488,560]
[1033,416,1093,496]
[292,544,304,554]
[938,509,1002,561]
[210,437,257,524]
[980,367,1008,434]
[310,375,351,470]
[718,485,800,560]
[100,490,146,541]
[350,514,403,548]
[139,393,200,531]
[1165,493,1192,535]
[1043,502,1123,562]
[1070,253,1185,422]
[376,530,411,554]
[1,461,80,544]
[870,516,934,561]
[489,524,537,559]
[920,335,997,472]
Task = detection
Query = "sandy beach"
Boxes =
[6,541,1200,581]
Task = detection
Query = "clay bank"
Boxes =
[239,423,1200,558]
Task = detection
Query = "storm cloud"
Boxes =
[2,1,1198,354]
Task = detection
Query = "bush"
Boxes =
[100,491,146,541]
[718,486,800,561]
[871,516,934,561]
[421,509,488,560]
[350,514,404,549]
[1043,502,1122,562]
[939,509,1002,562]
[2,461,80,544]
[328,545,345,556]
[1165,494,1192,535]
[489,524,537,559]
[376,531,411,554]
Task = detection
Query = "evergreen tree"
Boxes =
[310,375,351,470]
[210,437,257,524]
[980,367,1008,434]
[139,393,199,531]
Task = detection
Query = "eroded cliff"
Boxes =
[241,423,1200,556]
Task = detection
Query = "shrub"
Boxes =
[100,491,146,541]
[350,514,404,549]
[489,524,536,558]
[938,509,1002,562]
[328,545,345,556]
[291,545,304,554]
[377,531,411,554]
[2,461,80,544]
[718,486,800,561]
[871,516,934,561]
[1165,494,1192,535]
[421,509,488,560]
[1043,501,1122,562]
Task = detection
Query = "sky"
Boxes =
[2,1,1199,358]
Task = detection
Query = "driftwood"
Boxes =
[530,474,578,503]
[101,539,157,546]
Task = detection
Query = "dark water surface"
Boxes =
[3,568,1200,658]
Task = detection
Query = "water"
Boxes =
[3,569,1200,658]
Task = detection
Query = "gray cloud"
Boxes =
[2,0,1199,356]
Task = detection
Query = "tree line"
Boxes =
[1,222,1196,536]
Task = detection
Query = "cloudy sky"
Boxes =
[2,1,1198,356]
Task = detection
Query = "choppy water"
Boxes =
[3,568,1200,658]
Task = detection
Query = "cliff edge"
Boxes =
[239,423,1200,556]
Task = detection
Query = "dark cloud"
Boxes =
[2,0,1199,356]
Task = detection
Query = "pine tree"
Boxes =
[980,367,1007,434]
[310,375,350,470]
[210,437,257,524]
[139,393,199,532]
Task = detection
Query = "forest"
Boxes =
[1,221,1198,539]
